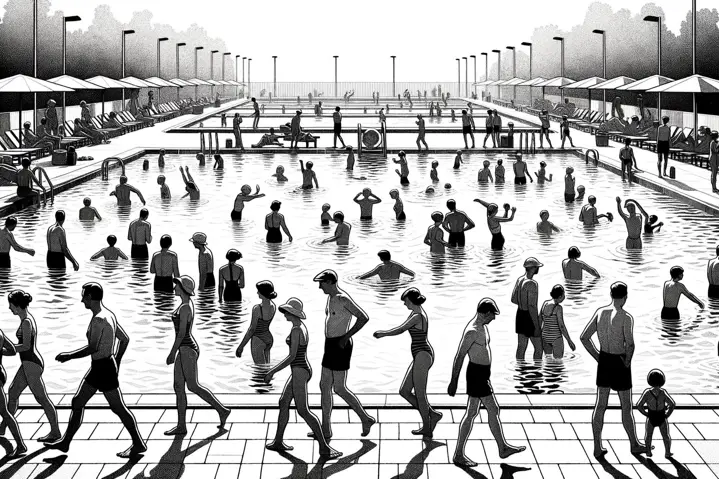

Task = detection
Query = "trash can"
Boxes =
[500,135,514,148]
[595,134,609,147]
[192,106,204,115]
[51,149,67,166]
[66,146,77,166]
[215,100,221,108]
[225,139,233,149]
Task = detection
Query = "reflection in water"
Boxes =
[513,357,572,394]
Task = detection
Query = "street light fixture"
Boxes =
[235,54,241,98]
[121,29,135,106]
[643,16,663,118]
[242,56,246,97]
[247,58,251,97]
[333,55,339,97]
[456,58,461,97]
[223,52,231,98]
[553,36,565,102]
[272,55,277,98]
[491,49,501,99]
[391,56,396,97]
[194,46,204,100]
[470,55,477,97]
[521,42,533,107]
[210,50,219,98]
[480,52,488,99]
[156,37,169,104]
[462,57,468,97]
[175,42,186,101]
[62,15,81,126]
[592,29,607,117]
[506,46,516,101]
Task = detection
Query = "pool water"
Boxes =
[2,151,718,395]
[196,115,491,129]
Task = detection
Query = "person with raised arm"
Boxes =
[321,212,351,246]
[230,184,265,221]
[535,161,553,184]
[511,257,543,360]
[562,246,600,280]
[265,201,293,243]
[300,160,319,189]
[442,199,475,248]
[661,266,704,319]
[393,151,410,185]
[46,210,79,271]
[0,217,35,269]
[127,208,152,259]
[179,166,200,200]
[474,199,516,250]
[539,109,553,149]
[109,176,145,206]
[579,196,613,226]
[616,197,644,250]
[353,188,382,220]
[359,250,415,280]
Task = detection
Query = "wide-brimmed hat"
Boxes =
[189,232,207,245]
[173,275,195,296]
[523,257,543,269]
[278,297,306,319]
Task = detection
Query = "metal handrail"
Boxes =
[381,121,387,158]
[32,166,54,202]
[357,123,363,158]
[101,157,125,180]
[585,149,599,165]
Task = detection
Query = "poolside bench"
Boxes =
[282,133,320,148]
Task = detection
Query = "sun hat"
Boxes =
[189,232,207,245]
[278,297,306,319]
[523,257,543,269]
[173,275,195,296]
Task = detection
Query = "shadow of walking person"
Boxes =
[308,439,377,479]
[636,455,698,479]
[596,455,637,479]
[35,455,67,479]
[393,439,443,479]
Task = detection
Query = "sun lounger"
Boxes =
[0,136,35,163]
[4,131,48,158]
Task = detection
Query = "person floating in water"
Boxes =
[0,217,35,268]
[477,160,494,182]
[373,288,441,439]
[483,110,495,148]
[359,250,415,280]
[236,281,276,363]
[190,233,214,291]
[272,165,288,182]
[47,210,79,271]
[661,266,704,319]
[0,322,26,458]
[322,212,351,246]
[430,161,439,182]
[109,176,145,207]
[416,114,428,151]
[562,246,600,280]
[158,149,166,168]
[389,189,406,220]
[616,197,644,250]
[346,146,355,170]
[580,281,648,459]
[218,249,244,303]
[300,160,319,189]
[535,161,552,184]
[636,369,676,458]
[540,285,575,358]
[165,276,230,435]
[46,283,147,458]
[231,184,265,221]
[564,167,576,202]
[448,298,526,466]
[91,235,128,261]
[453,150,464,170]
[150,235,179,292]
[320,204,332,225]
[579,196,613,225]
[424,211,447,254]
[79,198,102,221]
[265,200,293,243]
[512,257,543,360]
[513,154,533,185]
[495,159,505,183]
[128,208,152,259]
[263,297,342,459]
[312,270,376,440]
[353,188,382,220]
[393,151,410,185]
[474,199,515,250]
[443,199,475,248]
[179,166,200,200]
[158,175,171,199]
[536,210,560,234]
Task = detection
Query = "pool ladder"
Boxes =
[200,131,220,154]
[32,166,54,202]
[585,149,599,165]
[101,157,125,180]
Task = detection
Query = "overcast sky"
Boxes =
[31,0,709,81]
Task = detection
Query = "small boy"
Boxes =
[451,109,456,122]
[79,198,102,221]
[495,159,505,184]
[564,167,576,202]
[453,151,463,170]
[158,149,166,168]
[619,138,636,182]
[535,161,553,184]
[272,165,288,182]
[644,214,663,234]
[636,369,676,458]
[661,266,704,319]
[213,154,224,170]
[300,160,319,189]
[90,235,128,261]
[536,210,560,235]
[320,204,332,225]
[321,211,351,245]
[575,185,586,202]
[560,115,574,148]
[353,188,382,220]
[157,175,171,199]
[423,211,447,254]
[430,161,439,182]
[477,160,494,183]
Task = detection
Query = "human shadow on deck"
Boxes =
[636,455,698,479]
[275,439,376,479]
[662,177,698,193]
[392,440,442,479]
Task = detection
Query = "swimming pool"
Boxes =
[194,115,491,129]
[3,151,718,395]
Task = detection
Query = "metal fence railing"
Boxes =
[244,82,470,99]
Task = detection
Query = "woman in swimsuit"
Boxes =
[373,288,442,439]
[424,211,448,253]
[389,189,406,220]
[0,323,26,458]
[320,204,332,225]
[474,199,516,250]
[218,249,244,303]
[265,201,293,244]
[231,184,265,221]
[264,298,342,459]
[636,369,675,458]
[165,276,230,435]
[539,285,575,359]
[0,291,60,442]
[236,281,277,364]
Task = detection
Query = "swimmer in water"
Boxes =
[430,161,439,182]
[707,246,719,300]
[109,176,146,206]
[575,185,586,202]
[616,197,644,250]
[196,153,205,166]
[213,154,224,170]
[46,210,80,271]
[425,186,435,194]
[359,250,415,280]
[536,210,560,234]
[579,196,613,225]
[79,198,102,221]
[443,200,475,248]
[90,235,128,261]
[265,200,293,243]
[158,149,165,168]
[353,188,382,220]
[0,217,35,268]
[321,212,351,245]
[346,146,355,170]
[562,246,600,280]
[180,166,200,200]
[453,151,463,169]
[495,159,505,184]
[231,185,265,221]
[540,285,576,359]
[150,235,179,293]
[424,211,448,254]
[190,232,215,291]
[142,159,149,171]
[513,154,533,185]
[158,175,171,199]
[625,199,656,236]
[389,189,406,220]
[272,165,288,182]
[564,167,576,202]
[644,215,663,234]
[474,199,516,250]
[535,161,553,184]
[661,266,704,319]
[300,160,319,189]
[477,160,494,183]
[321,204,332,225]
[393,151,410,185]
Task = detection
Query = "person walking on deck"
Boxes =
[110,176,146,207]
[127,208,152,259]
[46,210,79,271]
[511,257,543,360]
[251,98,261,129]
[290,111,302,150]
[45,99,59,136]
[333,107,346,148]
[492,110,502,147]
[416,114,428,151]
[710,130,718,193]
[190,233,215,291]
[0,324,26,458]
[461,110,475,149]
[374,288,442,439]
[560,116,574,148]
[483,110,495,148]
[150,235,180,293]
[449,298,525,466]
[0,217,35,269]
[442,199,475,248]
[312,270,376,440]
[661,266,704,320]
[657,116,671,178]
[539,110,553,149]
[580,281,648,459]
[359,250,415,280]
[236,281,276,363]
[474,199,515,250]
[46,283,147,458]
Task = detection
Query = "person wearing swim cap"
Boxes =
[424,211,447,253]
[150,235,180,293]
[511,257,542,360]
[562,247,600,280]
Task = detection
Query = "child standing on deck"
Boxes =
[560,116,574,148]
[620,138,636,183]
[636,369,675,458]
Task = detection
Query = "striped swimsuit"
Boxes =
[541,303,561,344]
[287,328,311,373]
[408,314,433,359]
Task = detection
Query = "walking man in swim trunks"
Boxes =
[150,235,180,293]
[708,246,719,300]
[616,197,644,250]
[358,250,415,280]
[46,283,147,458]
[492,110,502,147]
[449,298,526,466]
[251,97,260,129]
[661,266,704,319]
[461,110,475,149]
[110,176,146,206]
[47,210,80,271]
[0,216,35,269]
[580,281,647,459]
[290,111,302,150]
[539,110,553,149]
[483,110,495,148]
[313,270,376,440]
[333,107,346,148]
[511,257,542,360]
[416,114,428,151]
[657,116,671,178]
[442,199,475,248]
[128,208,152,259]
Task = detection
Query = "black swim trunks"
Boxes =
[485,127,493,135]
[130,244,149,259]
[493,125,501,133]
[657,141,670,155]
[660,307,680,320]
[154,276,174,293]
[360,216,373,220]
[204,273,216,289]
[462,125,472,134]
[596,351,632,391]
[564,193,576,202]
[400,177,410,185]
[46,251,66,269]
[515,177,527,185]
[266,227,282,243]
[321,219,330,226]
[0,252,10,269]
[491,232,505,250]
[322,336,353,371]
[448,232,465,247]
[648,410,667,428]
[397,211,406,221]
[84,356,120,392]
[231,210,243,221]
[334,123,342,135]
[466,362,493,398]
[708,285,719,299]
[515,309,537,337]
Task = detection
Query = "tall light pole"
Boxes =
[692,0,697,134]
[333,55,338,97]
[592,30,607,117]
[194,46,204,100]
[553,36,565,102]
[391,56,396,97]
[242,57,246,97]
[121,29,135,106]
[506,46,516,101]
[235,54,240,98]
[210,50,218,98]
[470,55,477,97]
[272,55,277,98]
[156,37,168,104]
[462,57,468,97]
[643,16,663,119]
[492,49,501,99]
[175,42,186,102]
[456,58,460,97]
[247,58,251,97]
[521,42,533,108]
[32,0,37,124]
[222,52,231,98]
[481,52,488,99]
[62,15,81,126]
